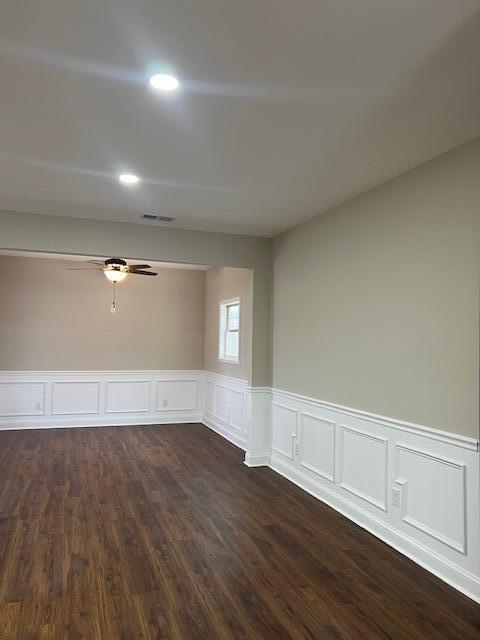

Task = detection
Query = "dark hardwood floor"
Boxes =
[0,424,478,639]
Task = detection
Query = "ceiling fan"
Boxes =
[68,257,158,282]
[68,257,157,313]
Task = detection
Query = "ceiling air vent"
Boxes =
[140,214,175,223]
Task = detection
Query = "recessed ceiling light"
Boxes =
[118,173,140,186]
[149,74,180,92]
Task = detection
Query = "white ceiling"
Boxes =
[1,1,479,237]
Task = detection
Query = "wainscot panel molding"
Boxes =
[202,371,249,450]
[0,371,204,428]
[270,387,478,451]
[270,387,480,604]
[1,371,479,603]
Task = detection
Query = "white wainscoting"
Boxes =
[202,372,248,449]
[1,369,479,603]
[243,386,272,467]
[0,381,46,417]
[269,387,480,603]
[0,371,203,428]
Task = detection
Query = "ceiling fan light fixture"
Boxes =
[104,269,128,283]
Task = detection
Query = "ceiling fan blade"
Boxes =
[67,268,102,271]
[128,264,151,270]
[87,260,107,265]
[128,270,157,276]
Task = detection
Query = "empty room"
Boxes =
[0,2,479,639]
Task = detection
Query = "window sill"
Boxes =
[218,358,240,365]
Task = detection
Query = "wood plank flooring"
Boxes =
[0,424,478,639]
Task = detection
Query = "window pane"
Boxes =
[225,330,239,358]
[227,303,239,330]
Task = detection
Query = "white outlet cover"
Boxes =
[392,487,401,507]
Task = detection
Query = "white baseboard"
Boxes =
[244,453,271,467]
[0,414,202,431]
[269,386,480,604]
[202,415,246,450]
[271,455,480,603]
[1,369,479,603]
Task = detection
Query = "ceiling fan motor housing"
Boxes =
[105,258,127,268]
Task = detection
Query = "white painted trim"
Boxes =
[268,386,480,604]
[1,375,475,447]
[0,415,202,430]
[244,386,272,464]
[51,380,101,415]
[270,454,480,604]
[105,379,152,414]
[339,424,388,512]
[247,386,272,394]
[202,415,246,450]
[271,402,298,460]
[299,412,335,482]
[0,380,47,417]
[156,379,199,412]
[394,443,467,554]
[244,453,271,467]
[1,371,478,604]
[203,371,248,387]
[218,297,241,364]
[272,387,478,451]
[0,370,205,377]
[0,370,203,429]
[202,371,248,449]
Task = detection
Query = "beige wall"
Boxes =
[0,256,205,370]
[0,257,254,378]
[272,139,480,438]
[203,267,252,381]
[0,211,271,386]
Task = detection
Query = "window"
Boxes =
[219,298,240,363]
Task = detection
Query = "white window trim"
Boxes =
[218,297,241,364]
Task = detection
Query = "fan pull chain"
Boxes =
[110,282,117,313]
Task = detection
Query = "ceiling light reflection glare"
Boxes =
[149,74,180,92]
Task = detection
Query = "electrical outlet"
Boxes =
[392,487,401,508]
[35,402,42,411]
[162,399,168,407]
[294,442,300,456]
